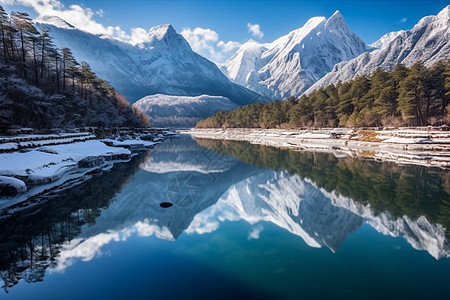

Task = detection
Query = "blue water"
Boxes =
[1,135,450,299]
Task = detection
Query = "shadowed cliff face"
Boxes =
[2,135,450,292]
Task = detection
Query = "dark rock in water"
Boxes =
[140,134,156,141]
[0,184,19,196]
[159,202,174,208]
[78,156,105,168]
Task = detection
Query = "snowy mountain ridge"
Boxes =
[35,15,77,30]
[306,5,450,94]
[221,10,367,99]
[34,16,263,107]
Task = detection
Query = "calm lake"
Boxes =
[1,134,450,300]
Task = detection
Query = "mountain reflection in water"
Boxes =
[1,134,450,296]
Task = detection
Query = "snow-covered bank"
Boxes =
[0,130,177,210]
[188,128,450,168]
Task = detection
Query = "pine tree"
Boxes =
[312,88,328,127]
[80,61,96,102]
[397,61,426,126]
[336,81,353,125]
[348,75,372,126]
[62,47,79,91]
[11,11,38,78]
[39,29,54,81]
[0,5,10,63]
[324,84,339,127]
[371,69,398,124]
[289,95,313,127]
[426,60,446,120]
[260,100,282,128]
[444,60,450,114]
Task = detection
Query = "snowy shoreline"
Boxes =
[187,128,450,168]
[0,130,177,210]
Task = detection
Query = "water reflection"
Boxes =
[0,152,148,292]
[1,135,450,294]
[195,138,450,258]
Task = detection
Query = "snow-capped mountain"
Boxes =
[220,40,270,91]
[221,11,367,99]
[368,30,405,50]
[306,5,450,94]
[132,94,238,127]
[35,17,263,106]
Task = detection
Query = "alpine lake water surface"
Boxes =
[1,134,450,300]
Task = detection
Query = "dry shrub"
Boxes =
[115,91,130,109]
[132,105,151,127]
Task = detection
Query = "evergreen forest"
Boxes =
[197,61,450,129]
[0,5,149,130]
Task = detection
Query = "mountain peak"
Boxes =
[325,10,347,28]
[331,10,343,18]
[437,5,450,20]
[35,15,76,30]
[148,24,177,40]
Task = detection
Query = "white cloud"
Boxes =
[248,224,264,240]
[7,0,241,63]
[96,8,104,17]
[400,17,408,23]
[247,23,264,38]
[217,40,241,52]
[181,27,241,63]
[5,0,155,46]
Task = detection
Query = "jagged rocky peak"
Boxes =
[148,24,177,40]
[325,10,345,27]
[140,24,190,50]
[35,15,76,30]
[222,10,366,99]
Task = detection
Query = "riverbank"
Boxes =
[0,128,177,210]
[188,128,450,168]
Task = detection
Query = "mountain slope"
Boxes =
[35,18,263,105]
[306,5,450,94]
[132,94,238,127]
[221,11,367,99]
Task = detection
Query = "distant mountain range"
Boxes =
[35,5,450,126]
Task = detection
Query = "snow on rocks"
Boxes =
[188,127,450,168]
[0,140,131,187]
[0,130,177,200]
[0,132,96,153]
[0,176,27,195]
[102,138,158,151]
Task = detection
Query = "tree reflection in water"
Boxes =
[0,152,149,292]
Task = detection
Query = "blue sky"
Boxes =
[2,0,449,63]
